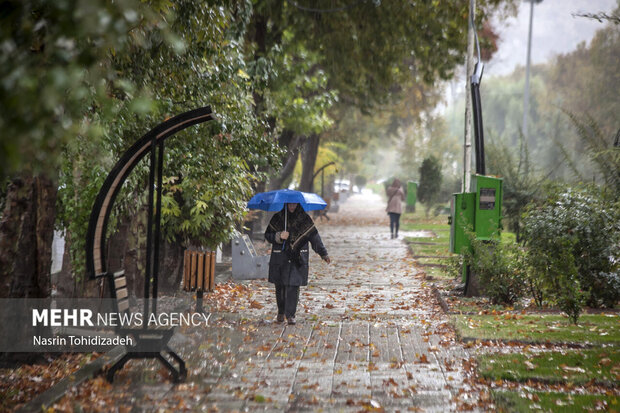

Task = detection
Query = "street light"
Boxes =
[522,0,543,143]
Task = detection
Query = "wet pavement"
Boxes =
[65,193,479,412]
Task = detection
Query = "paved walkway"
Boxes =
[67,193,477,412]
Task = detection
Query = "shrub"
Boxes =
[522,185,620,310]
[464,238,527,306]
[524,236,584,323]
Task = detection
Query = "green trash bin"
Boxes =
[406,181,417,213]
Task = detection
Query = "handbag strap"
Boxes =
[387,189,398,205]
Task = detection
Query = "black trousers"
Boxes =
[388,212,401,235]
[275,284,300,318]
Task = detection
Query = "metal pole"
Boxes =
[152,140,164,315]
[471,64,486,176]
[522,0,538,142]
[144,138,156,325]
[463,0,476,192]
[282,206,287,251]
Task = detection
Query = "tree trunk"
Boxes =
[268,131,303,190]
[299,134,320,192]
[0,174,56,298]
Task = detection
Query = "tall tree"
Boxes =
[245,0,512,191]
[55,1,281,295]
[0,0,162,298]
[418,156,443,217]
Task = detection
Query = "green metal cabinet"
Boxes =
[449,174,503,253]
[471,174,503,241]
[406,181,418,212]
[450,192,475,255]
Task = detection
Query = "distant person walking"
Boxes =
[386,178,405,239]
[265,203,330,325]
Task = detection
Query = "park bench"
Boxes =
[313,197,332,221]
[105,270,187,383]
[85,107,216,383]
[183,250,216,311]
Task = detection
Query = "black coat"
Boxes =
[265,227,328,286]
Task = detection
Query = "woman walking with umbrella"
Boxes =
[265,202,330,325]
[248,190,331,325]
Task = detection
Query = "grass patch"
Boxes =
[419,265,453,280]
[406,240,450,257]
[492,390,618,413]
[403,221,455,280]
[501,231,516,243]
[479,348,620,385]
[401,221,450,232]
[453,314,620,344]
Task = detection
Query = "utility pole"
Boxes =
[463,0,476,192]
[522,0,543,142]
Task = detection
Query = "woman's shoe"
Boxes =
[276,314,285,323]
[287,317,296,325]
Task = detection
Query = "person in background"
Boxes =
[265,203,330,325]
[386,178,405,239]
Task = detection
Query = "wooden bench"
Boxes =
[183,250,215,311]
[105,270,186,383]
[183,250,215,292]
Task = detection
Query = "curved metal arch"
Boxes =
[86,106,214,279]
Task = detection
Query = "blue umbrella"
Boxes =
[247,189,327,250]
[247,189,327,212]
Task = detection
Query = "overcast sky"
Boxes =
[487,0,618,76]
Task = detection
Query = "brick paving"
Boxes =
[66,193,480,412]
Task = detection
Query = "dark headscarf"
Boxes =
[267,204,317,265]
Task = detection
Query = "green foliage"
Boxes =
[354,175,367,190]
[551,19,620,140]
[417,156,443,216]
[54,1,282,283]
[160,129,260,248]
[444,12,619,185]
[289,0,511,109]
[400,113,459,185]
[522,185,620,311]
[292,144,341,189]
[261,34,338,135]
[0,0,162,179]
[464,239,527,306]
[260,0,513,182]
[524,235,583,323]
[525,234,584,322]
[559,111,620,196]
[486,133,546,241]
